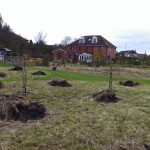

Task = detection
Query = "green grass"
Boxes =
[0,64,150,150]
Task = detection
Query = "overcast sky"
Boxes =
[1,0,150,54]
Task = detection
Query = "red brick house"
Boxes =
[52,35,117,63]
[52,49,78,63]
[68,35,117,62]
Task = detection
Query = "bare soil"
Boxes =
[48,78,72,87]
[92,89,120,103]
[9,66,22,71]
[0,94,46,122]
[119,80,139,87]
[31,71,47,75]
[0,72,6,77]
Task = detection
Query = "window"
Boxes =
[92,36,98,43]
[79,37,85,43]
[109,47,112,52]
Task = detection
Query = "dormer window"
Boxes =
[92,36,98,43]
[79,37,85,43]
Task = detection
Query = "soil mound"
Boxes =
[92,89,120,103]
[0,82,4,89]
[9,66,22,71]
[48,78,72,87]
[0,72,6,77]
[119,80,139,87]
[31,71,47,75]
[0,94,46,122]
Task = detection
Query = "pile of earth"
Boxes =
[9,66,22,71]
[31,71,47,75]
[106,142,150,150]
[0,81,4,89]
[92,89,120,103]
[0,72,6,77]
[0,94,46,122]
[119,80,139,87]
[48,78,72,87]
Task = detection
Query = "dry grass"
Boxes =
[60,65,150,79]
[0,64,150,150]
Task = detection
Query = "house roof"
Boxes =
[52,49,67,53]
[0,48,12,52]
[79,53,92,56]
[137,54,146,59]
[52,49,77,55]
[118,50,137,55]
[68,35,117,48]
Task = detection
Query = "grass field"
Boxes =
[0,64,150,150]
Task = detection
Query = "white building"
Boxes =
[78,53,92,63]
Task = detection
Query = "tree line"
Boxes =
[0,14,75,58]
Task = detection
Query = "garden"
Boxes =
[0,63,150,150]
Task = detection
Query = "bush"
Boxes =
[42,55,49,67]
[25,58,43,66]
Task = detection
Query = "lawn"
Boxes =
[0,64,150,150]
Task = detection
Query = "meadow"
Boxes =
[0,63,150,150]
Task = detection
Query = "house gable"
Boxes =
[68,35,117,60]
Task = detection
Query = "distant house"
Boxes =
[68,35,117,62]
[118,50,138,57]
[52,49,78,63]
[137,53,146,59]
[0,48,11,61]
[117,50,148,60]
[52,35,117,63]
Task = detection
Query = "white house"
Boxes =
[0,48,11,61]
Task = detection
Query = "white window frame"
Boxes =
[91,36,98,43]
[79,37,85,43]
[109,47,112,52]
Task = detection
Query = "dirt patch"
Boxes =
[119,80,139,87]
[106,142,149,150]
[9,66,22,71]
[0,94,46,122]
[0,82,4,89]
[48,78,72,87]
[0,72,6,77]
[31,71,47,75]
[91,89,120,103]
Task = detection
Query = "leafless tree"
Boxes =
[0,13,3,29]
[35,32,47,45]
[61,36,72,46]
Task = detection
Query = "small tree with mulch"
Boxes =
[48,78,72,87]
[0,94,46,122]
[92,89,120,103]
[31,71,47,75]
[92,61,120,103]
[119,80,139,87]
[0,72,6,77]
[9,66,23,71]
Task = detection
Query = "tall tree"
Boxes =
[35,32,47,45]
[34,32,47,57]
[61,36,72,46]
[0,13,3,29]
